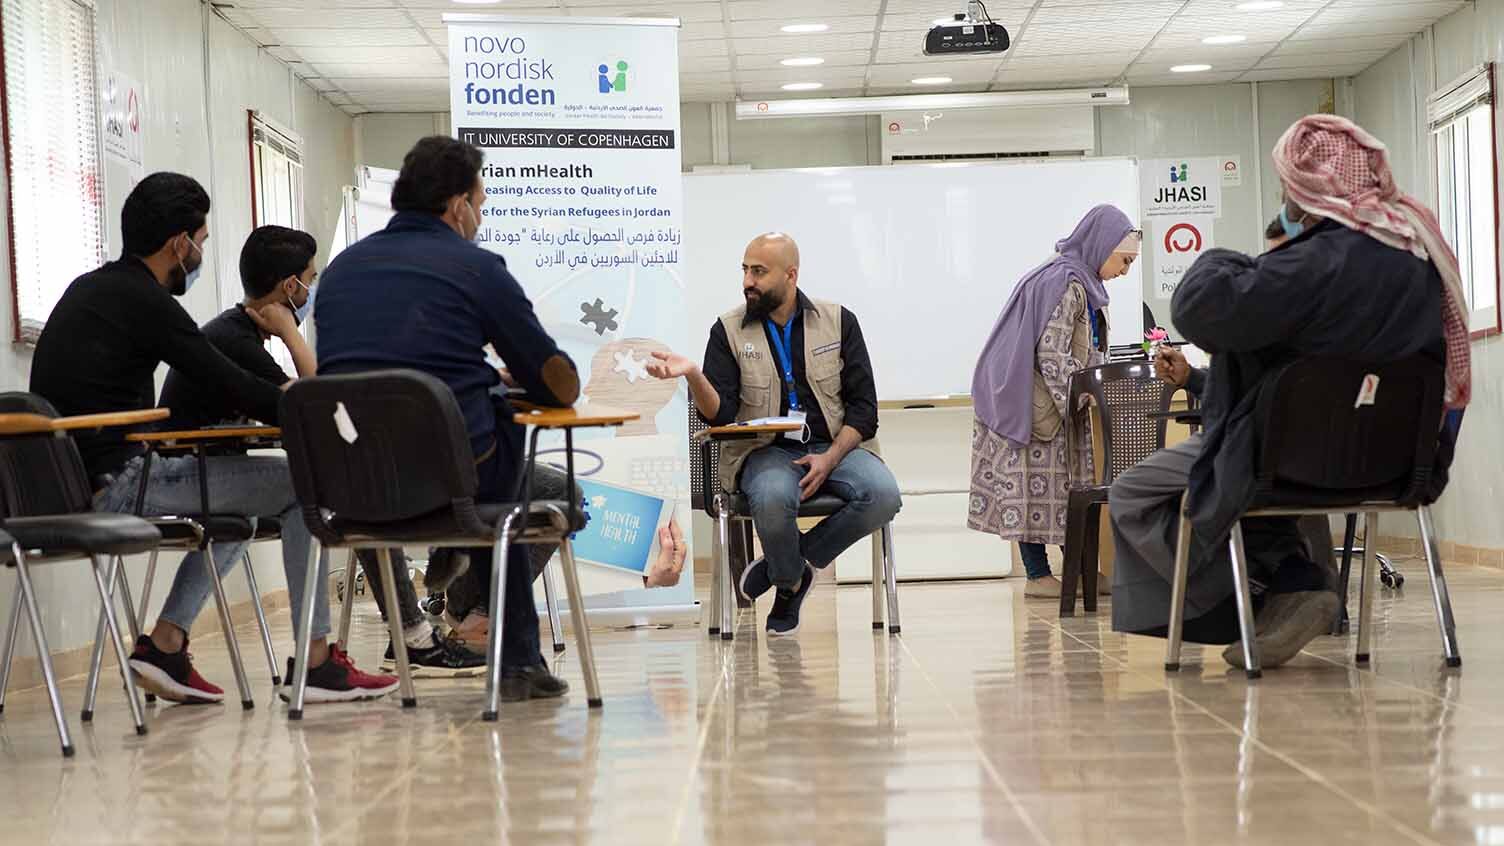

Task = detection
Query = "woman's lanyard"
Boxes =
[765,318,801,412]
[1089,310,1103,352]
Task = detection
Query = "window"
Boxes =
[247,111,307,375]
[1430,63,1500,337]
[0,0,104,343]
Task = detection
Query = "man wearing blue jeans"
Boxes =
[31,173,396,705]
[647,233,901,635]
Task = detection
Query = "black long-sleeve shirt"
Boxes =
[31,257,282,481]
[700,292,879,442]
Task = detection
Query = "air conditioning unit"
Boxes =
[880,106,1096,162]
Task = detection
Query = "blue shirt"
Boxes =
[316,212,573,458]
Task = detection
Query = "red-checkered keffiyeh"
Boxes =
[1272,114,1472,409]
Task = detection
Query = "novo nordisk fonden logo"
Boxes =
[598,60,629,93]
[461,33,557,106]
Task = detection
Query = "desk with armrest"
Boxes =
[77,425,289,714]
[0,402,169,756]
[691,417,902,641]
[278,370,638,721]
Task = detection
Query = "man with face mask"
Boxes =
[158,225,318,429]
[646,233,901,636]
[316,136,582,702]
[31,173,399,706]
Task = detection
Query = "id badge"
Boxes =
[784,410,808,442]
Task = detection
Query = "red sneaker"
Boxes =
[127,635,225,704]
[279,645,400,703]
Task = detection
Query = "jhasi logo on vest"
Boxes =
[598,60,629,93]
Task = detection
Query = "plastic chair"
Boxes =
[688,402,900,640]
[1164,355,1458,678]
[278,370,623,720]
[1060,362,1181,616]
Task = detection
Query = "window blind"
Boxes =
[1429,64,1494,133]
[1,0,104,343]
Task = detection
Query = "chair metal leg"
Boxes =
[716,507,735,641]
[204,545,254,709]
[882,522,901,635]
[1332,514,1358,636]
[376,549,416,707]
[0,585,21,714]
[1417,506,1461,668]
[287,538,324,720]
[482,510,521,722]
[336,550,358,648]
[91,555,148,736]
[542,562,566,654]
[16,549,77,755]
[1227,522,1261,680]
[1165,495,1193,672]
[707,514,723,638]
[81,555,124,722]
[871,530,884,630]
[557,538,602,708]
[114,558,143,644]
[242,552,281,685]
[136,549,158,632]
[1355,512,1377,664]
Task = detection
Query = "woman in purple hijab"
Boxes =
[968,205,1140,598]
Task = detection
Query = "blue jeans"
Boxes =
[1019,543,1062,580]
[94,454,331,642]
[740,442,902,590]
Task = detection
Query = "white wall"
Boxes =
[1353,0,1504,550]
[0,0,355,653]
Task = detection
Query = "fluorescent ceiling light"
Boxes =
[933,17,964,26]
[781,82,824,91]
[912,76,952,85]
[1171,64,1212,73]
[780,23,829,33]
[1235,1,1284,10]
[736,86,1130,119]
[1201,34,1246,45]
[780,57,825,66]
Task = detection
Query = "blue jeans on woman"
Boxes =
[1019,542,1063,580]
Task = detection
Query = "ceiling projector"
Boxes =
[925,1,1010,56]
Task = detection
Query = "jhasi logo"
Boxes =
[597,60,629,93]
[1169,162,1189,183]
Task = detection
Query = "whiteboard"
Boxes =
[683,158,1143,400]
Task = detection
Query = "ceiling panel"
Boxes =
[207,0,1466,112]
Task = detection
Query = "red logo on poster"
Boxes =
[1164,222,1203,253]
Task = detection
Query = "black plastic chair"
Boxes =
[278,370,596,721]
[688,401,900,640]
[1060,362,1182,615]
[1164,355,1457,679]
[0,403,163,755]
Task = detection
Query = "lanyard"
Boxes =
[1089,310,1102,351]
[765,318,801,412]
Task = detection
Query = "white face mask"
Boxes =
[459,197,480,241]
[177,236,203,296]
[287,278,313,325]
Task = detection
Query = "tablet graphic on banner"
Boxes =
[445,13,694,625]
[1142,157,1223,219]
[571,479,671,576]
[1151,216,1214,301]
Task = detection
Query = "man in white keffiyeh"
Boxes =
[1106,114,1463,671]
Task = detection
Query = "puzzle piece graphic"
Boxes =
[612,348,649,384]
[579,298,619,335]
[591,495,608,509]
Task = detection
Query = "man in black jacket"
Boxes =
[33,174,397,706]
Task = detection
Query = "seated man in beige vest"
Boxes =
[647,232,901,635]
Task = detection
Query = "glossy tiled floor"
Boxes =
[1,555,1502,845]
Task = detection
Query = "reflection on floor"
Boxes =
[0,555,1500,845]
